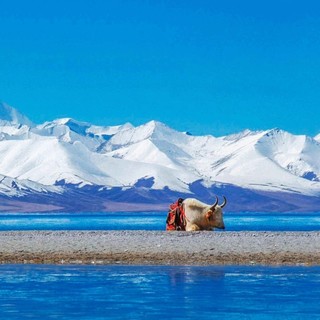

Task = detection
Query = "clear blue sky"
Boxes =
[1,0,320,136]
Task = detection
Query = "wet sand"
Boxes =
[1,231,320,265]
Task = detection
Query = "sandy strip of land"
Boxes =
[1,231,320,265]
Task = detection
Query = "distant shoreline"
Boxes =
[1,231,320,266]
[1,198,320,214]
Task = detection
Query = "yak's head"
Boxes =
[205,196,227,230]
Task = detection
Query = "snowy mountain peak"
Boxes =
[52,118,89,126]
[139,120,169,135]
[263,127,290,137]
[223,129,262,141]
[142,120,196,140]
[37,117,134,140]
[1,102,320,212]
[0,102,33,126]
[88,122,134,137]
[258,128,308,148]
[105,120,190,151]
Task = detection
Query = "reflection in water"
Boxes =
[168,266,225,286]
[1,265,320,319]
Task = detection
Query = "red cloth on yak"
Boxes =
[166,199,186,231]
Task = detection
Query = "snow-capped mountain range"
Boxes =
[1,102,320,212]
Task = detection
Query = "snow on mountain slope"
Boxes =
[0,137,120,186]
[256,129,320,182]
[102,124,320,195]
[0,110,196,193]
[104,120,189,149]
[88,122,133,137]
[34,119,103,151]
[0,173,62,197]
[0,133,195,193]
[185,129,320,195]
[1,102,320,200]
[0,102,33,126]
[104,121,193,169]
[34,118,133,151]
[0,123,32,141]
[106,139,180,169]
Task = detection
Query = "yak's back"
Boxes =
[183,198,210,210]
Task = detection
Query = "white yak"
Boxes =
[182,196,227,231]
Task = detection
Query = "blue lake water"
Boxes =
[1,212,320,319]
[0,211,320,231]
[1,264,320,319]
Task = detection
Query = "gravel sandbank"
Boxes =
[1,231,320,265]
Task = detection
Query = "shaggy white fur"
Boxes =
[183,198,211,209]
[182,197,225,231]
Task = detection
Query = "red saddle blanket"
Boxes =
[166,199,186,231]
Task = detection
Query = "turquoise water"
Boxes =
[1,213,320,319]
[0,212,320,231]
[1,265,320,319]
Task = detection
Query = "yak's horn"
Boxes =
[211,196,219,209]
[220,196,227,208]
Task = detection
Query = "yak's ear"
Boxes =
[205,210,213,221]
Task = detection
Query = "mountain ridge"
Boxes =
[1,102,320,212]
